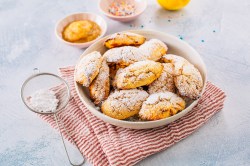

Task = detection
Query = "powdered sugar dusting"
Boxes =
[139,39,168,61]
[116,60,163,89]
[161,54,203,99]
[75,51,103,86]
[104,46,147,66]
[145,92,174,105]
[89,60,110,104]
[139,92,186,120]
[108,89,149,111]
[148,63,176,94]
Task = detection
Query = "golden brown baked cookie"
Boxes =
[116,60,163,89]
[161,54,203,99]
[104,46,147,67]
[139,39,168,61]
[112,68,124,88]
[161,54,188,74]
[109,64,119,85]
[104,32,146,49]
[101,89,149,120]
[89,60,110,105]
[148,63,176,94]
[75,51,103,86]
[139,92,186,120]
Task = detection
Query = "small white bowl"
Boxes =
[55,12,107,48]
[75,30,207,129]
[98,0,147,22]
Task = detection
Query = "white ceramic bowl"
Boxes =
[55,13,107,48]
[74,30,207,129]
[98,0,147,22]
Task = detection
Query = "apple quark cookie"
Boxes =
[104,46,147,67]
[116,60,163,89]
[139,39,168,61]
[139,92,186,120]
[75,51,103,86]
[101,89,149,120]
[161,54,203,99]
[148,63,176,94]
[104,32,146,49]
[89,60,110,105]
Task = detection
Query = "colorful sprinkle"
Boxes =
[108,1,135,16]
[178,35,184,40]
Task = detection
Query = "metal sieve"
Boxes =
[21,68,84,166]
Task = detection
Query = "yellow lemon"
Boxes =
[157,0,190,10]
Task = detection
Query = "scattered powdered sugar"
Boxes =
[145,92,176,105]
[108,89,149,111]
[125,60,157,69]
[116,60,163,88]
[148,63,176,94]
[89,60,110,104]
[119,60,161,80]
[104,46,147,66]
[75,51,102,86]
[28,89,59,113]
[139,92,186,120]
[161,54,203,99]
[77,51,101,75]
[139,39,168,61]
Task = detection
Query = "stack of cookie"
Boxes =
[75,32,203,121]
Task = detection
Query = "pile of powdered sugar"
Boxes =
[28,89,59,113]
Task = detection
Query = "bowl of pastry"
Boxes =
[55,12,107,48]
[74,30,207,129]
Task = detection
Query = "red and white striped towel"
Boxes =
[40,66,226,166]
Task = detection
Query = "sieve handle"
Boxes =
[54,114,85,166]
[33,68,40,74]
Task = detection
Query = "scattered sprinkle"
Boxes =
[178,35,184,40]
[108,1,135,16]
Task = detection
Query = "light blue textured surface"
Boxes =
[0,0,250,166]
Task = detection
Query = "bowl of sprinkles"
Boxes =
[99,0,147,22]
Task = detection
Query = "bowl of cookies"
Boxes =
[74,30,207,129]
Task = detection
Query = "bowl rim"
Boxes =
[98,0,147,19]
[74,30,207,126]
[55,12,107,46]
